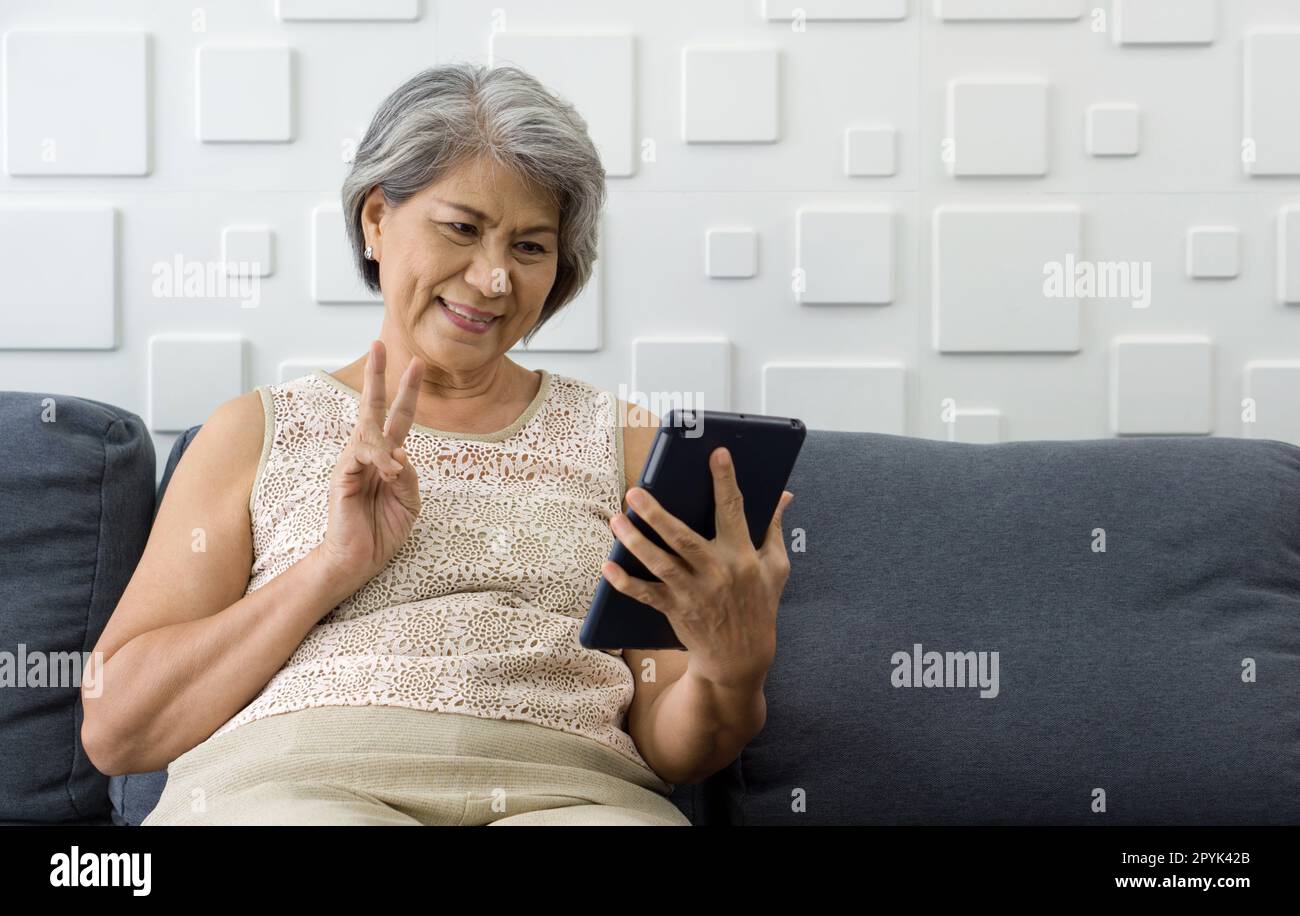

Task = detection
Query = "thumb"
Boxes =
[391,448,421,514]
[759,491,793,556]
[774,490,793,524]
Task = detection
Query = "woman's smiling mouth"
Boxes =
[436,296,500,333]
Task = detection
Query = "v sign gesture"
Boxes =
[317,340,426,591]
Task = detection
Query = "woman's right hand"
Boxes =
[315,340,425,590]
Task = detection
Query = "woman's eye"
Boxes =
[442,222,544,254]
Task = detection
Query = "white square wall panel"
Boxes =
[0,206,116,349]
[311,204,381,304]
[3,31,148,176]
[936,0,1083,19]
[632,339,731,414]
[682,47,780,144]
[278,358,347,382]
[197,45,293,142]
[1244,32,1300,177]
[845,127,897,177]
[705,229,758,278]
[1086,104,1140,156]
[796,209,894,305]
[490,32,636,177]
[762,364,906,435]
[222,227,274,277]
[1110,338,1213,436]
[149,335,245,432]
[762,0,907,19]
[1113,0,1216,45]
[1243,363,1300,444]
[1279,206,1300,303]
[1186,227,1239,279]
[949,409,1002,444]
[946,79,1048,177]
[934,206,1081,353]
[276,0,419,20]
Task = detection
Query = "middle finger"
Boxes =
[383,357,425,444]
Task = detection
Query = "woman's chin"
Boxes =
[411,331,504,367]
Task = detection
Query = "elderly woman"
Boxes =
[81,63,794,826]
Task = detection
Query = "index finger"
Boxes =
[359,339,388,434]
[624,485,712,570]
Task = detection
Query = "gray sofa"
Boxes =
[2,389,1297,826]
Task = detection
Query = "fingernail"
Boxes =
[716,448,730,468]
[626,488,644,507]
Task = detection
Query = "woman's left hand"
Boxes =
[602,446,794,689]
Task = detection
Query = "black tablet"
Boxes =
[579,408,806,650]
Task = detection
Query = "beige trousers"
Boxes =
[141,705,690,826]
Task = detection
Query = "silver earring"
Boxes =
[364,245,374,261]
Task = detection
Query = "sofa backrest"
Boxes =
[0,390,155,824]
[17,390,1293,827]
[723,431,1300,825]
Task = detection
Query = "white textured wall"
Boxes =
[3,0,1300,474]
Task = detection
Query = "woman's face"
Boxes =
[362,155,561,372]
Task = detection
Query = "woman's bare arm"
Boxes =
[80,391,357,775]
[82,341,426,776]
[618,402,773,786]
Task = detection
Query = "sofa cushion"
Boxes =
[113,425,718,825]
[0,391,155,823]
[724,431,1300,825]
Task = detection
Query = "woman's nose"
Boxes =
[460,241,509,291]
[465,251,512,297]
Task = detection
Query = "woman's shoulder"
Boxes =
[191,372,337,508]
[253,369,352,423]
[543,370,635,412]
[200,388,267,451]
[542,368,600,396]
[263,368,333,396]
[617,400,661,490]
[163,389,267,519]
[538,370,621,423]
[543,374,662,496]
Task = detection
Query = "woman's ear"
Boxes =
[360,186,389,256]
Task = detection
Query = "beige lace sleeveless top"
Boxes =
[209,366,653,774]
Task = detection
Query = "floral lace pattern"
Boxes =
[209,368,651,772]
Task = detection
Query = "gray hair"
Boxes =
[341,63,606,346]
